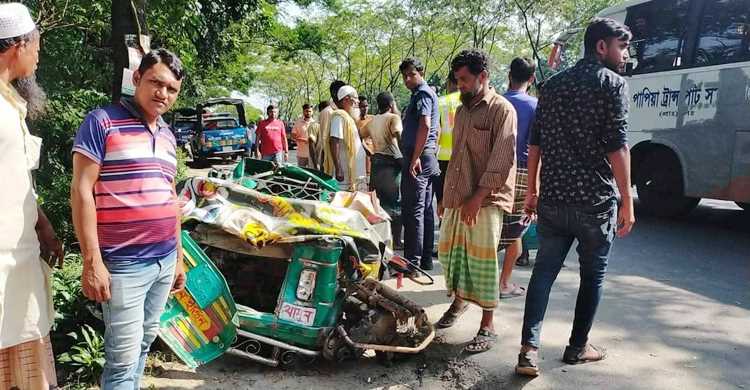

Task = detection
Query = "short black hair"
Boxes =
[509,57,536,83]
[302,103,311,110]
[317,100,330,112]
[584,18,632,57]
[138,48,185,80]
[376,92,394,114]
[451,49,490,76]
[399,57,425,74]
[358,96,368,103]
[267,104,276,111]
[329,80,346,101]
[447,70,457,84]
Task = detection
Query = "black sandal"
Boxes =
[464,328,497,354]
[563,344,607,364]
[435,303,469,329]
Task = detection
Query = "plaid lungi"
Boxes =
[0,335,58,389]
[438,206,503,309]
[499,168,529,251]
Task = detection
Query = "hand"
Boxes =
[335,172,344,182]
[171,256,187,293]
[37,223,64,268]
[616,199,635,238]
[437,202,445,219]
[524,192,538,220]
[82,256,111,303]
[284,152,289,162]
[409,158,422,178]
[460,195,483,226]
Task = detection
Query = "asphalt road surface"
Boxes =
[149,157,750,390]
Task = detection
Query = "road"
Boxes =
[144,157,750,389]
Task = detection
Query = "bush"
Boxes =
[57,324,106,386]
[31,89,109,245]
[51,254,105,387]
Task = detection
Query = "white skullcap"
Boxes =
[0,3,36,40]
[337,85,358,101]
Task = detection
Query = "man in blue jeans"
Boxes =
[71,49,187,389]
[516,18,636,376]
[399,57,440,270]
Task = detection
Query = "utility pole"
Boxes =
[111,0,148,103]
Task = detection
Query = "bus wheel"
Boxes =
[635,149,699,217]
[736,202,749,211]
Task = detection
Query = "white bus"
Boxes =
[552,0,750,216]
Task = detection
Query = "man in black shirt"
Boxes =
[516,18,636,377]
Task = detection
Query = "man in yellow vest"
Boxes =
[436,71,460,213]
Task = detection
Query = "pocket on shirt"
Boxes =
[467,127,491,155]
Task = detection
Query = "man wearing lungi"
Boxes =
[436,49,517,354]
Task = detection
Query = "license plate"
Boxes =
[279,302,316,326]
[222,146,233,152]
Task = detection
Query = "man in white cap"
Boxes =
[0,3,64,389]
[322,84,367,191]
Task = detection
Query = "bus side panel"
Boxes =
[626,64,750,201]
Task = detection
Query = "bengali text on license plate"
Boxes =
[279,303,316,326]
[222,146,233,152]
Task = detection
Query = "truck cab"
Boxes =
[191,98,251,166]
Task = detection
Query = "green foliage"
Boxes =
[31,90,109,245]
[57,324,106,385]
[176,148,189,183]
[51,254,87,330]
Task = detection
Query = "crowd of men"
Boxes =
[0,1,635,386]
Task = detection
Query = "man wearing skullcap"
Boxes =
[0,3,64,389]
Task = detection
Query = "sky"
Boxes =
[237,1,323,111]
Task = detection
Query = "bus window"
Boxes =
[626,0,691,74]
[695,0,750,66]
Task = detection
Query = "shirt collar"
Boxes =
[577,56,604,68]
[411,80,427,93]
[120,97,169,131]
[469,88,495,109]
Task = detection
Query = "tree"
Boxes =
[111,0,147,102]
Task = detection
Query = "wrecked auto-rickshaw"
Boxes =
[158,159,434,369]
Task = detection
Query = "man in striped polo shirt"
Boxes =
[71,49,185,389]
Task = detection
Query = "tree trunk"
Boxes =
[111,0,148,103]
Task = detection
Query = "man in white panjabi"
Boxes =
[0,3,64,389]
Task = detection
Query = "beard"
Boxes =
[346,106,360,120]
[460,90,477,106]
[12,75,47,121]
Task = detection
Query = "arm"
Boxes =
[172,182,186,292]
[524,145,541,217]
[329,116,345,181]
[330,137,343,181]
[71,153,110,302]
[462,104,517,226]
[602,80,634,238]
[409,115,430,177]
[254,125,262,156]
[282,124,289,153]
[525,92,545,217]
[36,206,64,268]
[608,146,634,237]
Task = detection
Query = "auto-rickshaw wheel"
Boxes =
[279,350,299,370]
[322,331,362,362]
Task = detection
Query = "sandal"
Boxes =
[500,283,526,299]
[464,328,497,354]
[435,303,469,329]
[562,344,607,365]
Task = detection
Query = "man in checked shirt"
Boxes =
[436,49,517,354]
